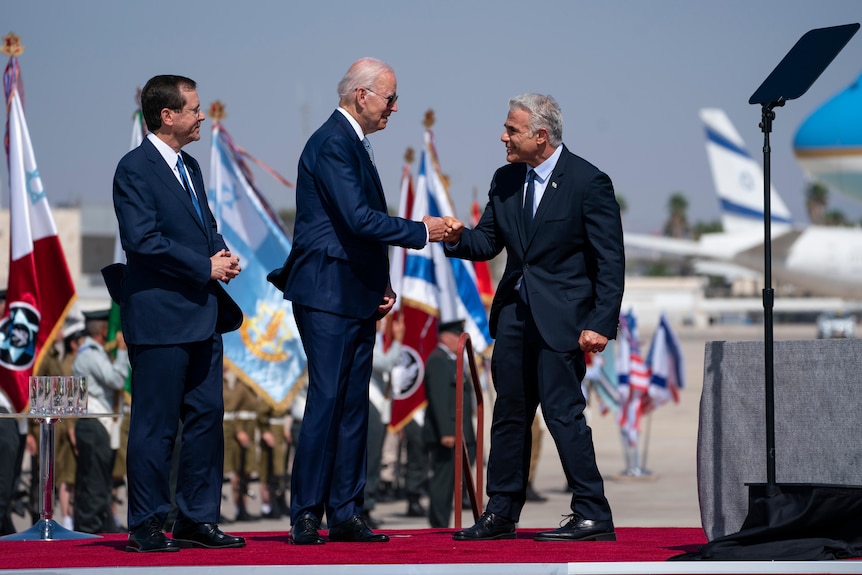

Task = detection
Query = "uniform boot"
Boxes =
[406,495,426,517]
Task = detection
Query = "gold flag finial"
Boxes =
[423,109,435,129]
[1,32,24,57]
[404,147,415,165]
[209,100,226,121]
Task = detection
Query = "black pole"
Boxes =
[748,23,858,499]
[759,100,782,494]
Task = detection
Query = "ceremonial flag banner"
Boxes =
[391,128,492,430]
[470,199,495,306]
[616,310,649,447]
[583,344,619,416]
[390,163,413,314]
[0,50,76,411]
[208,118,305,408]
[387,160,434,430]
[646,312,685,408]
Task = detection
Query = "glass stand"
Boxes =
[1,415,101,541]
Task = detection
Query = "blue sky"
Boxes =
[3,0,862,233]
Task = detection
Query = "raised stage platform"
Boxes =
[1,528,861,575]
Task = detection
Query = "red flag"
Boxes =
[0,51,76,411]
[387,160,434,431]
[471,199,495,306]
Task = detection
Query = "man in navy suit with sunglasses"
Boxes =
[269,57,450,545]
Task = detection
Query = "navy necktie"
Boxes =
[523,169,537,233]
[177,155,203,224]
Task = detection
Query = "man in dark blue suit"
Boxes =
[269,57,449,544]
[446,94,625,542]
[111,75,245,552]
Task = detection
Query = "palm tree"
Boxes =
[663,193,689,238]
[805,182,829,225]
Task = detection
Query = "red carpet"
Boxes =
[0,527,704,569]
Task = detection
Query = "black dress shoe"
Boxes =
[328,515,389,542]
[452,511,516,541]
[534,513,616,542]
[290,513,324,545]
[126,519,181,553]
[172,522,246,549]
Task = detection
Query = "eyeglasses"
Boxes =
[174,106,202,117]
[364,87,398,108]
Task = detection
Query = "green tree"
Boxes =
[824,209,849,227]
[805,181,829,225]
[692,220,723,240]
[663,192,689,238]
[616,194,628,215]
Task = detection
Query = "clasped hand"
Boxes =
[422,215,466,243]
[211,249,242,282]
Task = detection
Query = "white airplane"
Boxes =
[625,108,862,299]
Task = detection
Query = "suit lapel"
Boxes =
[331,112,387,210]
[514,165,531,251]
[356,137,387,208]
[531,156,565,232]
[180,151,209,234]
[520,149,569,251]
[143,140,206,234]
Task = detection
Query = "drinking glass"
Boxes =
[35,376,52,415]
[63,376,76,414]
[28,376,39,414]
[50,376,65,416]
[74,376,88,415]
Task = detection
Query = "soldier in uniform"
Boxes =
[72,309,130,534]
[223,370,259,521]
[423,319,475,528]
[257,399,290,519]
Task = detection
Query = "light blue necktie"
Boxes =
[362,137,375,166]
[177,154,203,224]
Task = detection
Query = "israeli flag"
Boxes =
[402,131,491,352]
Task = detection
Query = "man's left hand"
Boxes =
[579,329,608,354]
[377,295,396,318]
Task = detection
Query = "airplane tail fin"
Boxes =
[700,108,793,234]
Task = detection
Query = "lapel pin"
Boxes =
[551,182,558,189]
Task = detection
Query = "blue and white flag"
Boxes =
[646,312,685,408]
[208,121,305,408]
[401,130,492,353]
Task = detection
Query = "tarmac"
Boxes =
[12,322,821,536]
